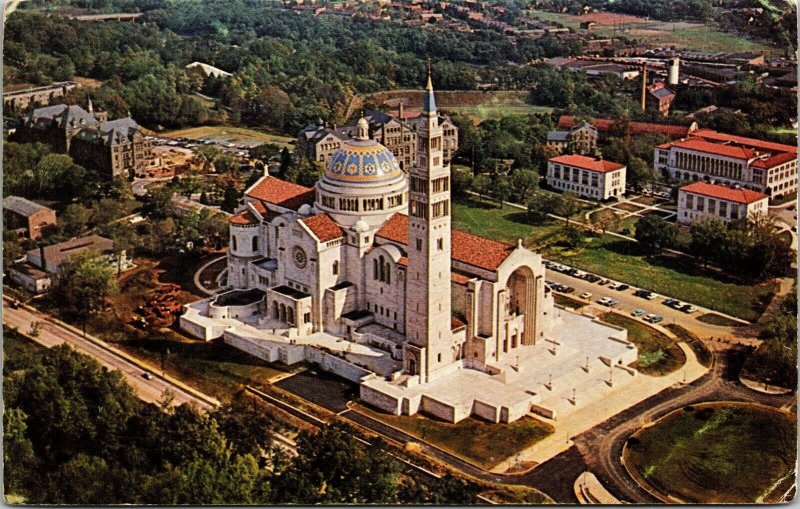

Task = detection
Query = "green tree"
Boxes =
[194,145,222,173]
[472,174,492,203]
[58,252,119,335]
[510,168,539,202]
[626,156,658,191]
[221,182,240,214]
[451,168,473,198]
[59,203,91,237]
[3,408,38,498]
[493,175,512,208]
[284,158,323,187]
[689,216,727,265]
[143,186,175,220]
[635,214,677,254]
[591,208,618,235]
[556,191,579,225]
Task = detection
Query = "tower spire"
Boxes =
[423,60,436,115]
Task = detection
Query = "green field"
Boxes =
[442,103,553,122]
[528,10,776,53]
[452,198,776,321]
[599,313,685,375]
[354,404,553,469]
[162,125,295,148]
[696,313,743,327]
[625,404,796,503]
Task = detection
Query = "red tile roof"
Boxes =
[229,209,259,225]
[669,138,756,160]
[750,151,797,168]
[557,115,693,138]
[245,176,315,210]
[451,272,473,285]
[692,129,797,155]
[680,182,767,204]
[550,154,625,173]
[376,213,516,271]
[301,213,344,242]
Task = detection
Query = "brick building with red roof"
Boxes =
[547,154,627,200]
[678,181,769,225]
[654,129,797,200]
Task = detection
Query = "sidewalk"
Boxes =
[490,341,708,473]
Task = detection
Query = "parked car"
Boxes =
[585,274,601,283]
[663,298,679,307]
[142,371,154,380]
[644,314,664,323]
[579,292,593,300]
[597,297,618,307]
[681,304,697,314]
[631,308,645,317]
[597,278,609,286]
[562,286,575,294]
[608,282,621,290]
[615,284,630,291]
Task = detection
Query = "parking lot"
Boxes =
[544,260,738,331]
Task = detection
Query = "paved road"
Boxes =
[3,302,213,411]
[132,176,173,197]
[528,344,795,503]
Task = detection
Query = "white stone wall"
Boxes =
[364,247,407,333]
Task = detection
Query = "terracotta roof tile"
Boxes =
[557,115,692,138]
[245,176,315,210]
[301,213,344,242]
[692,129,797,155]
[230,210,259,225]
[376,213,516,271]
[669,138,756,160]
[680,182,767,204]
[550,154,625,173]
[748,151,796,169]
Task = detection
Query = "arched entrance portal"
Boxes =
[505,266,538,346]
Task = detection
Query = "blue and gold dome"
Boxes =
[324,118,403,185]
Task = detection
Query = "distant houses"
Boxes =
[3,196,57,240]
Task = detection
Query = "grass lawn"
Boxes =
[665,324,713,367]
[453,198,776,321]
[615,202,646,213]
[354,403,554,469]
[599,312,685,375]
[542,236,775,322]
[3,326,45,371]
[696,313,743,327]
[162,125,295,148]
[625,403,796,503]
[452,196,561,245]
[442,104,553,122]
[120,337,290,402]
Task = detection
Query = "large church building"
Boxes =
[182,77,639,423]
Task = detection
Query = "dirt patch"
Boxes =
[615,202,647,213]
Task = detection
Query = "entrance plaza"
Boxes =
[182,296,652,426]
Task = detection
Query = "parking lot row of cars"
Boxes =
[543,260,698,322]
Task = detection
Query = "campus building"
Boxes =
[296,107,458,170]
[3,196,57,240]
[547,154,626,200]
[14,103,153,179]
[2,81,78,112]
[677,182,769,225]
[546,121,598,155]
[181,78,641,424]
[655,129,797,199]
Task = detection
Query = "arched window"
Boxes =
[332,260,339,275]
[273,301,279,319]
[373,259,379,280]
[288,307,295,326]
[385,262,391,284]
[379,256,385,282]
[232,236,238,251]
[252,236,259,252]
[279,303,286,322]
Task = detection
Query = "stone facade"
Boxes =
[296,108,458,171]
[547,154,626,200]
[14,103,153,180]
[677,182,769,225]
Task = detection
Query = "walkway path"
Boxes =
[490,341,708,473]
[193,255,227,295]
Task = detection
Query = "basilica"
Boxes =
[181,76,639,424]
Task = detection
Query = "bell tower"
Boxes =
[403,65,453,383]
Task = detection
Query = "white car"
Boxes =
[597,297,618,307]
[579,292,592,300]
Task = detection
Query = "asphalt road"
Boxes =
[3,302,214,411]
